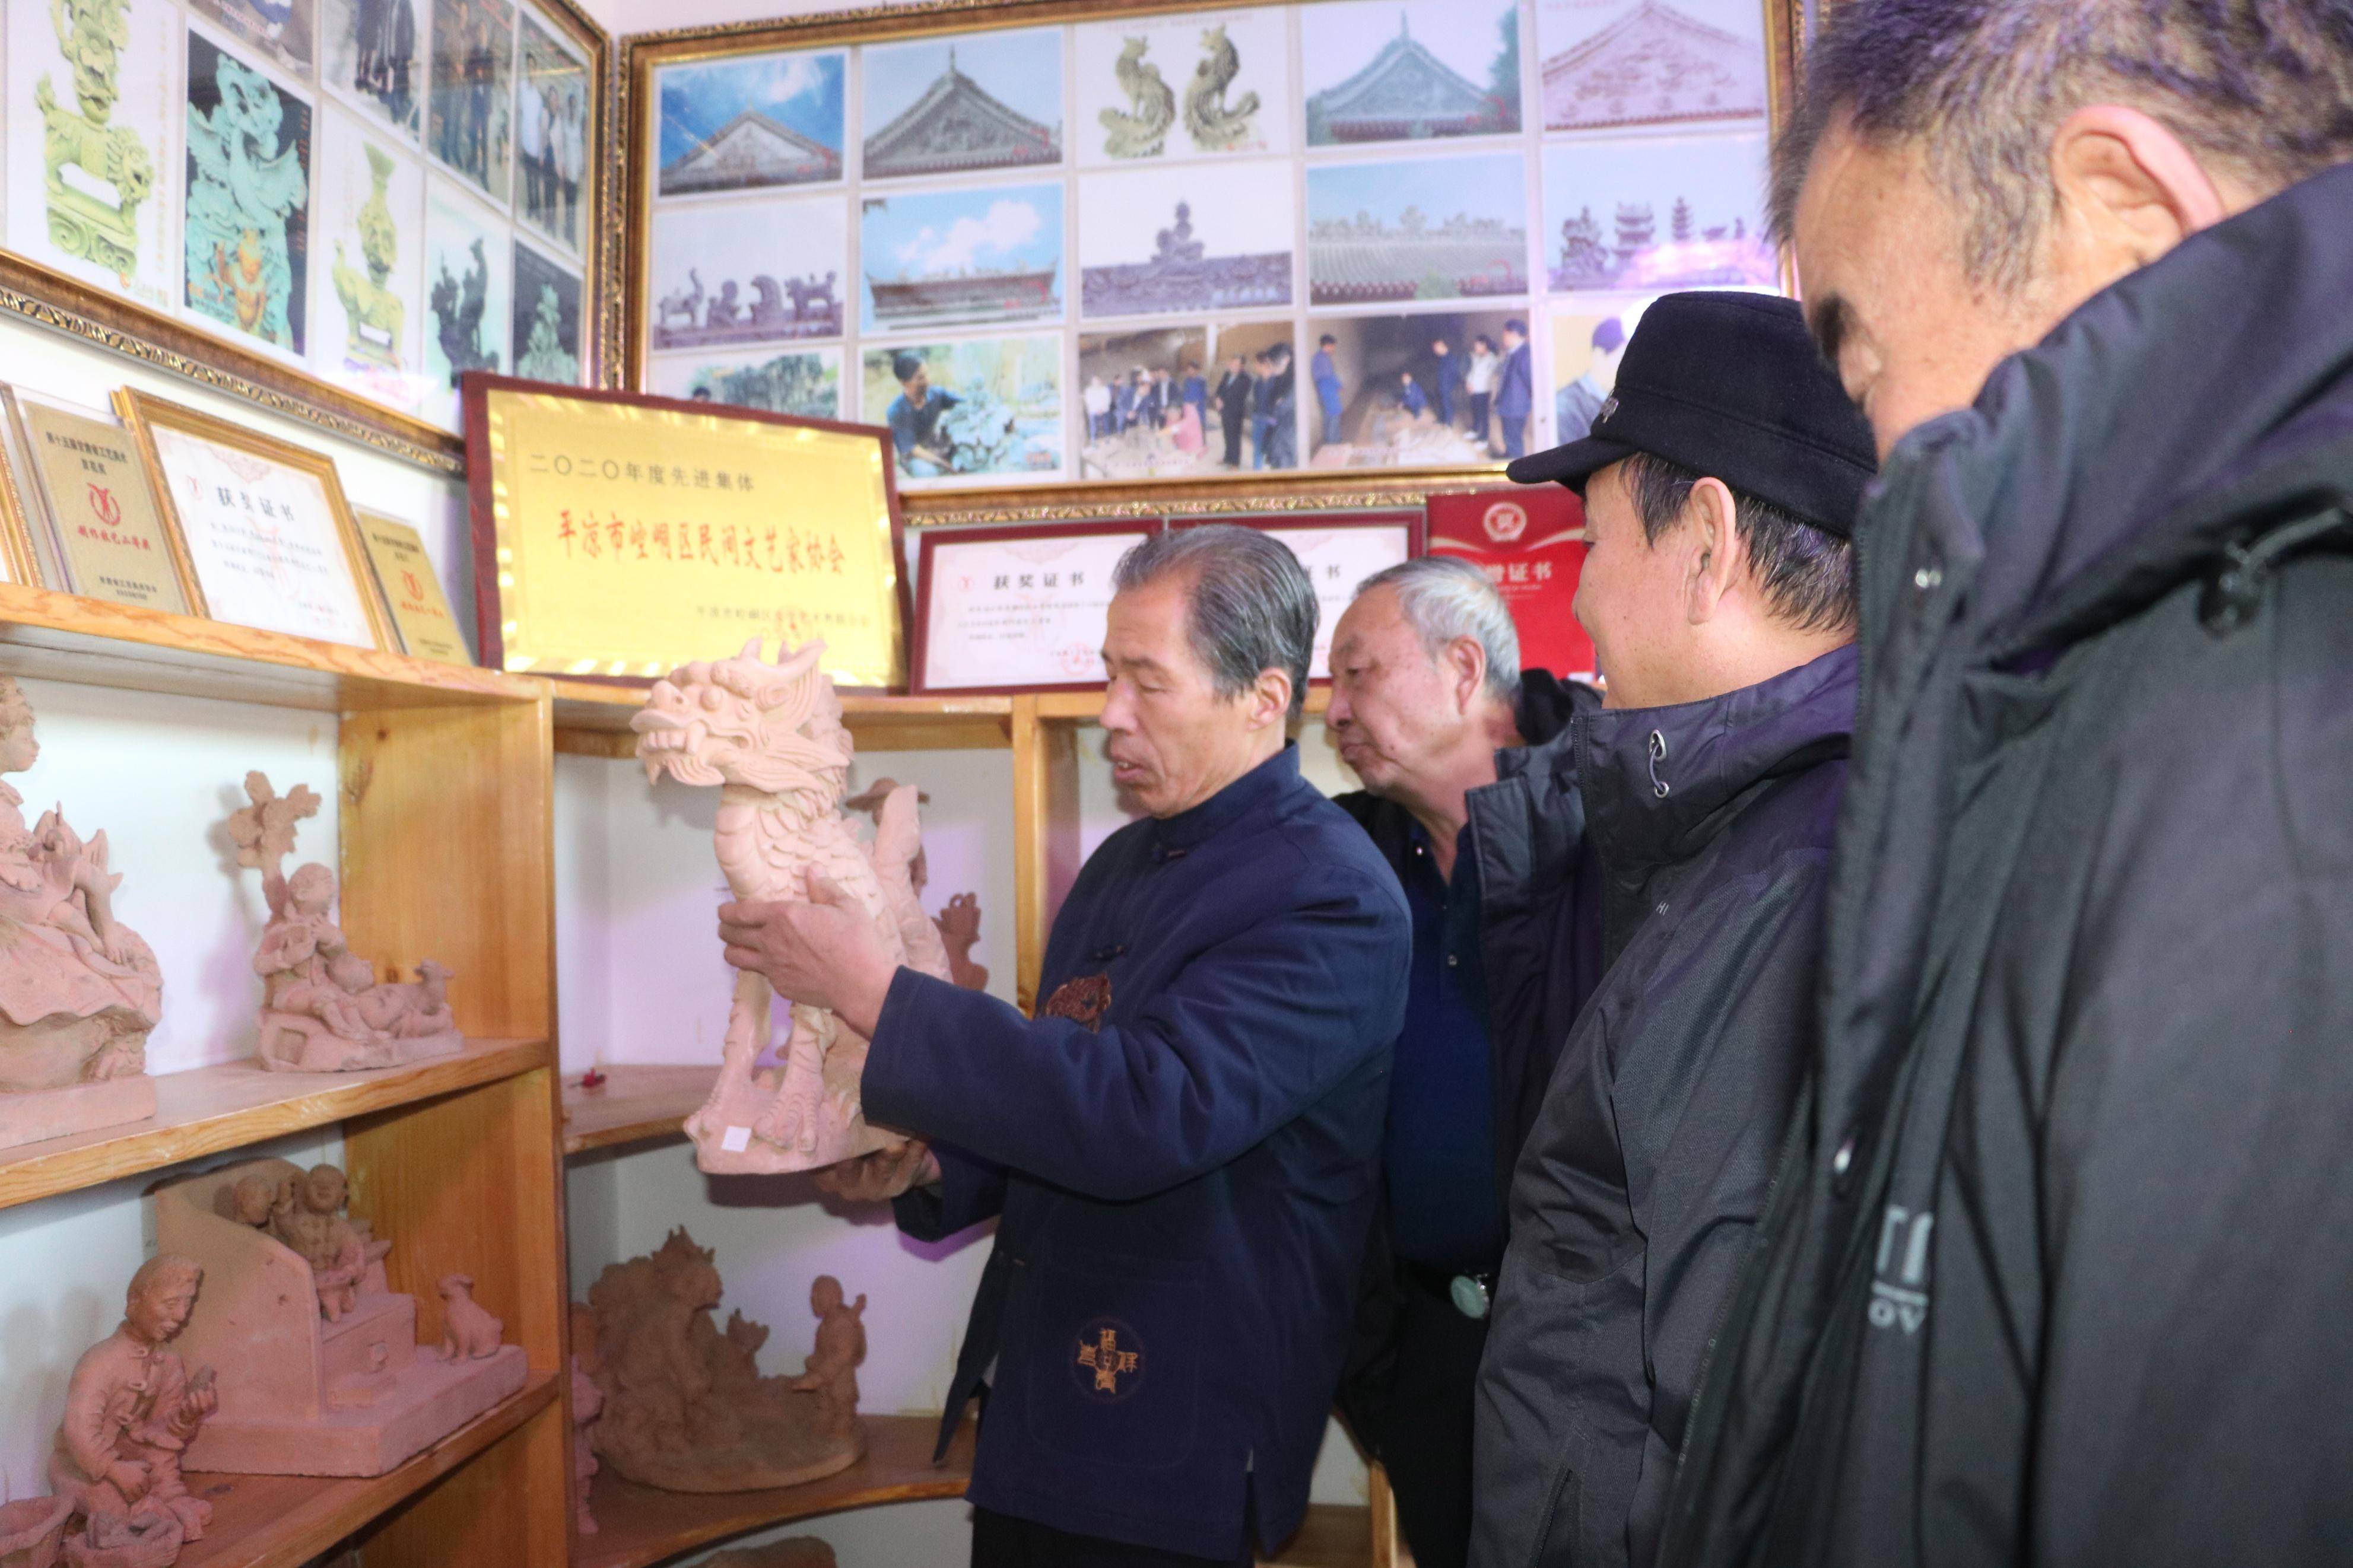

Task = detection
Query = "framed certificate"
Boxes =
[1175,512,1424,681]
[912,519,1162,695]
[1426,486,1593,681]
[115,391,393,651]
[0,386,179,603]
[466,375,909,688]
[355,511,473,665]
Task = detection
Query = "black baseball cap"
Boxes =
[1506,291,1878,537]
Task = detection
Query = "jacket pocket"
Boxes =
[1530,1455,1582,1567]
[1017,1247,1206,1472]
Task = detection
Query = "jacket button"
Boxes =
[1831,1136,1855,1177]
[1445,953,1459,968]
[1913,565,1942,591]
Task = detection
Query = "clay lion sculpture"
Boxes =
[436,1275,504,1361]
[630,640,954,1174]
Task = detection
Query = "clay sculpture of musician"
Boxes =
[0,676,163,1150]
[267,1163,369,1321]
[50,1256,218,1559]
[630,640,957,1173]
[226,772,461,1071]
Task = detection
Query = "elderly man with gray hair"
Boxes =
[729,523,1410,1568]
[1325,556,1595,1568]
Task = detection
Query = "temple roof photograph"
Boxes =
[862,28,1063,180]
[1307,152,1529,304]
[657,47,847,195]
[1304,1,1522,145]
[1538,0,1767,131]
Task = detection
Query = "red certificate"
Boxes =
[1425,486,1594,682]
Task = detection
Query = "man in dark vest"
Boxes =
[719,526,1411,1567]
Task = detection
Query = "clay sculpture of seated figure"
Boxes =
[268,1163,369,1322]
[226,773,462,1072]
[0,677,163,1143]
[50,1255,217,1557]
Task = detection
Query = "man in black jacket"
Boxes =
[1472,291,1878,1568]
[1662,7,2353,1567]
[1214,355,1252,469]
[1325,555,1592,1568]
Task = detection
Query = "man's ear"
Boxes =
[1246,667,1294,733]
[1442,635,1487,714]
[1684,477,1744,625]
[2049,105,2232,276]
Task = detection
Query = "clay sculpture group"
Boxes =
[580,1227,866,1493]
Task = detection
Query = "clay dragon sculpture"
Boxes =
[632,639,952,1173]
[1185,24,1260,151]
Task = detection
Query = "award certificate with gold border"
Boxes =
[467,378,906,686]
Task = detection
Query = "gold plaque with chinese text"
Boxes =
[356,511,472,665]
[468,379,905,687]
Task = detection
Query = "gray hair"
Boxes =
[1113,525,1317,720]
[1773,0,2353,293]
[1621,451,1856,635]
[1353,555,1520,705]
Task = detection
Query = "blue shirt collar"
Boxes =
[1149,743,1301,855]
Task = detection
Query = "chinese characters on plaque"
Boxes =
[913,521,1157,694]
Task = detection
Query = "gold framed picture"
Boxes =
[0,384,188,610]
[115,390,396,651]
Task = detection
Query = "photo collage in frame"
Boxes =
[0,0,598,437]
[637,0,1782,491]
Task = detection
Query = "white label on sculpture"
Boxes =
[720,1125,751,1153]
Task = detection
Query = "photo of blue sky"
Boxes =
[658,48,845,170]
[859,182,1064,330]
[1307,152,1528,229]
[862,27,1062,141]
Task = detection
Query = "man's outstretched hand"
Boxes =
[817,1139,942,1203]
[719,869,897,1037]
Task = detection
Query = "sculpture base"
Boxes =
[256,1023,463,1074]
[686,1079,897,1176]
[183,1336,528,1477]
[0,1073,154,1152]
[601,1400,864,1494]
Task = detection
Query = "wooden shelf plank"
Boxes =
[1033,687,1331,723]
[562,1066,715,1154]
[1262,1505,1374,1568]
[0,583,539,711]
[575,1413,974,1568]
[0,1036,549,1213]
[178,1369,560,1568]
[548,679,1012,737]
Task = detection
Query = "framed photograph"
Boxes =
[1551,299,1648,441]
[654,47,846,198]
[859,335,1065,489]
[516,12,593,256]
[1427,485,1592,680]
[1543,133,1774,292]
[190,0,316,82]
[512,241,585,384]
[622,0,1798,509]
[0,386,186,610]
[422,180,513,427]
[861,28,1062,181]
[463,374,907,687]
[320,0,423,137]
[115,388,393,649]
[1536,0,1768,132]
[858,181,1064,333]
[354,508,471,661]
[185,27,317,360]
[428,0,516,203]
[912,519,1161,696]
[1175,511,1423,680]
[1303,0,1522,145]
[312,107,429,414]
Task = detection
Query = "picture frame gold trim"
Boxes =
[0,0,612,477]
[614,0,1802,511]
[0,399,52,589]
[113,388,401,653]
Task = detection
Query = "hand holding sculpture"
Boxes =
[715,872,896,1037]
[50,1255,215,1550]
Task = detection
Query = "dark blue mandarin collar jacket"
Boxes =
[866,744,1411,1560]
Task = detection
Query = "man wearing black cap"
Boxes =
[1466,291,1876,1568]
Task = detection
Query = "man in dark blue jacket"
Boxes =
[717,524,1412,1567]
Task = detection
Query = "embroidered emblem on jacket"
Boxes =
[1868,1204,1933,1334]
[1075,1322,1143,1396]
[1042,972,1113,1031]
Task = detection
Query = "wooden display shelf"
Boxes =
[179,1369,560,1568]
[576,1413,974,1568]
[0,583,538,711]
[549,679,1014,754]
[1263,1505,1375,1568]
[563,1065,716,1154]
[0,1036,547,1213]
